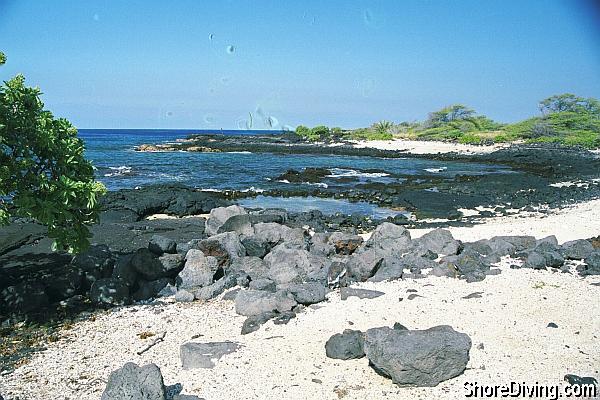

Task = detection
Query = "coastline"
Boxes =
[350,138,511,155]
[1,201,599,399]
[1,135,599,400]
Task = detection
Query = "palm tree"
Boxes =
[373,120,393,134]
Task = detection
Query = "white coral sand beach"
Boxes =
[1,199,599,400]
[351,138,511,155]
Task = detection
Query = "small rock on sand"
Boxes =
[180,341,241,369]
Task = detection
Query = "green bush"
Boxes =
[0,51,106,252]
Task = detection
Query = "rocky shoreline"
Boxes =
[1,140,600,398]
[1,200,599,398]
[132,135,600,220]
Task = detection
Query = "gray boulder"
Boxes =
[131,248,182,281]
[174,289,195,302]
[240,236,271,258]
[234,289,297,316]
[414,229,460,255]
[264,243,325,285]
[229,256,269,280]
[148,235,177,255]
[523,251,547,269]
[217,214,253,236]
[90,278,129,305]
[197,231,245,267]
[579,251,600,276]
[249,278,276,292]
[485,237,517,256]
[101,362,166,400]
[132,278,171,301]
[191,274,238,301]
[241,312,277,335]
[493,235,536,251]
[173,395,204,400]
[112,254,137,287]
[325,329,365,360]
[363,325,471,387]
[180,341,241,369]
[253,222,307,248]
[346,249,384,281]
[310,232,335,257]
[367,222,411,246]
[561,239,594,260]
[288,282,328,305]
[450,254,490,282]
[177,250,220,289]
[340,287,385,300]
[205,205,247,236]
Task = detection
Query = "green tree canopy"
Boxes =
[426,104,475,127]
[0,51,106,252]
[539,93,600,116]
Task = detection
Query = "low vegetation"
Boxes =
[295,94,600,148]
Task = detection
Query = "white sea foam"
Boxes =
[305,182,329,188]
[326,168,390,179]
[424,167,447,173]
[277,179,291,184]
[241,187,265,193]
[104,166,134,177]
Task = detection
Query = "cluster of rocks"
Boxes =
[325,324,472,387]
[134,143,220,153]
[153,205,599,335]
[2,199,598,324]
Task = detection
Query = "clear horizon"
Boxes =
[1,0,599,129]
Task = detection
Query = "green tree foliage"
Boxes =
[539,93,600,115]
[0,51,106,252]
[294,94,600,148]
[426,104,476,127]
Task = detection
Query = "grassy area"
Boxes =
[294,94,600,148]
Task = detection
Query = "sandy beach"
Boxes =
[2,198,599,400]
[351,139,511,155]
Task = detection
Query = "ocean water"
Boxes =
[81,129,514,216]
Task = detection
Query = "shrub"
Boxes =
[0,51,106,252]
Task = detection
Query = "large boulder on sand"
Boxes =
[177,250,220,289]
[205,205,247,236]
[345,222,412,281]
[561,239,594,260]
[363,325,471,387]
[264,243,327,285]
[234,289,297,316]
[413,229,460,256]
[288,282,328,305]
[180,341,241,369]
[325,329,365,360]
[346,248,385,281]
[101,362,166,400]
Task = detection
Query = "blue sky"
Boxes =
[1,0,599,129]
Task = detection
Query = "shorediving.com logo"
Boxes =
[464,381,598,399]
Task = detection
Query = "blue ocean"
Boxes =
[80,129,513,217]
